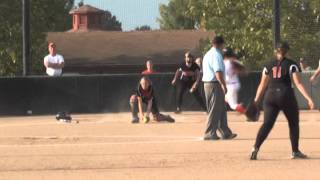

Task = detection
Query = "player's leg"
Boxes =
[175,80,187,113]
[151,98,174,123]
[151,97,160,120]
[191,86,207,111]
[251,98,280,160]
[226,84,245,113]
[203,83,223,140]
[129,94,139,123]
[216,85,236,139]
[282,92,307,159]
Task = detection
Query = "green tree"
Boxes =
[0,0,75,76]
[159,0,320,70]
[158,0,198,30]
[78,0,84,7]
[281,0,320,68]
[104,10,122,31]
[135,25,152,31]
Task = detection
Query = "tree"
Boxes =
[78,0,84,7]
[104,10,122,31]
[159,0,320,70]
[135,25,152,31]
[0,0,75,76]
[280,0,320,68]
[201,0,274,69]
[158,0,198,30]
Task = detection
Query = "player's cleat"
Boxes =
[131,117,139,124]
[164,115,175,123]
[291,151,308,159]
[174,107,182,114]
[235,104,246,114]
[250,147,259,160]
[155,114,175,123]
[222,133,237,140]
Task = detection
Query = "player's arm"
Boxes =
[292,73,315,109]
[183,71,195,76]
[44,58,60,69]
[191,69,200,92]
[44,58,55,68]
[310,67,320,82]
[213,55,227,94]
[145,98,153,118]
[215,71,227,94]
[233,60,247,75]
[56,56,65,68]
[171,69,181,85]
[56,61,64,69]
[254,72,269,103]
[137,97,144,118]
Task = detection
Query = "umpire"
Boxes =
[202,36,237,140]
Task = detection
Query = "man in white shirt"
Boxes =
[44,42,64,76]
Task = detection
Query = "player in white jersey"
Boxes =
[44,42,64,76]
[223,47,246,114]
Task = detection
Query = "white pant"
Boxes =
[225,82,240,110]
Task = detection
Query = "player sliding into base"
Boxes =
[130,76,175,123]
[222,47,247,114]
[250,42,315,160]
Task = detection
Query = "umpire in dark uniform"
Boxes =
[202,36,237,140]
[250,42,315,160]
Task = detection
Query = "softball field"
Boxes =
[0,111,319,180]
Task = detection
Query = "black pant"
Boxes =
[130,95,160,118]
[176,80,206,111]
[142,97,160,115]
[254,87,300,152]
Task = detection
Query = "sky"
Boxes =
[74,0,169,31]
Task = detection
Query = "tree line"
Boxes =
[158,0,320,70]
[0,0,122,76]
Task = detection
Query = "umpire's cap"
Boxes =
[276,42,290,53]
[212,36,224,45]
[223,47,236,57]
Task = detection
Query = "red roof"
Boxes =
[70,5,105,14]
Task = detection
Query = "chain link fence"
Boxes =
[281,0,320,69]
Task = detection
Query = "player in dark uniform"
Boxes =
[171,52,206,113]
[250,42,315,160]
[130,76,175,123]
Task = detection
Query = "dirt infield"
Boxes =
[0,111,319,180]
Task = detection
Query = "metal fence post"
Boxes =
[22,0,31,76]
[273,0,280,48]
